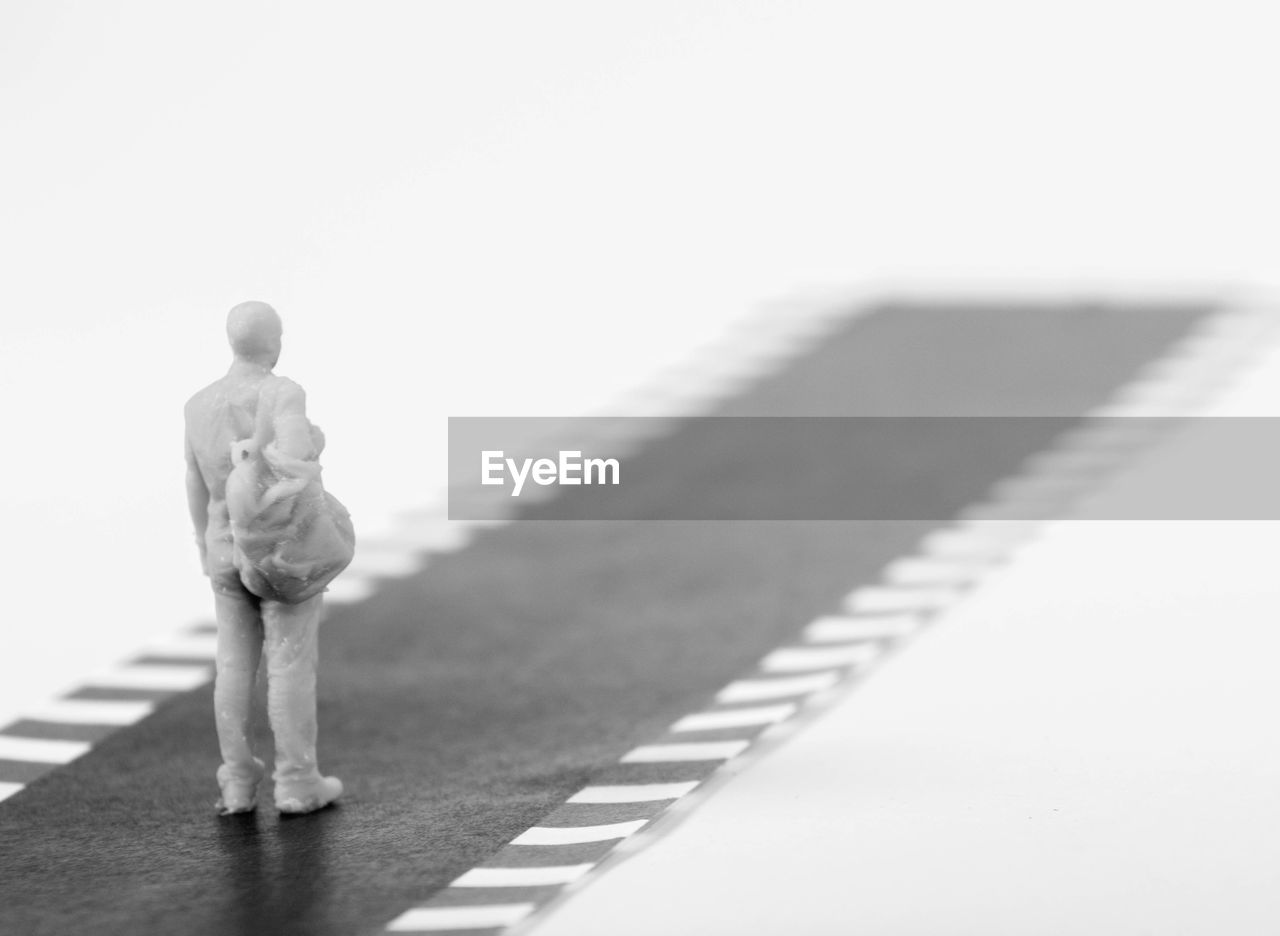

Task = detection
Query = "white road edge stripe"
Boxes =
[0,735,91,764]
[452,864,596,888]
[803,614,919,642]
[671,703,798,732]
[512,820,648,846]
[621,741,750,763]
[390,518,474,552]
[23,698,155,726]
[568,782,699,804]
[141,633,219,660]
[321,576,376,605]
[385,904,536,931]
[843,586,958,613]
[86,664,213,692]
[883,558,993,586]
[0,782,24,803]
[343,548,424,577]
[919,528,1026,558]
[761,644,881,673]
[1022,449,1125,475]
[716,670,840,704]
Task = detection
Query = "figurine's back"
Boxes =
[185,372,275,594]
[185,301,346,816]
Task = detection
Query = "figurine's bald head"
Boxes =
[227,301,282,367]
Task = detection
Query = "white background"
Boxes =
[3,2,1280,722]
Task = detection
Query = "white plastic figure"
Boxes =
[184,302,352,815]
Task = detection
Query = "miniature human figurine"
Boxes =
[184,302,352,815]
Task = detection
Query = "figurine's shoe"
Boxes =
[216,757,266,815]
[275,775,343,815]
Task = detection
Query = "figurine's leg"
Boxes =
[262,595,343,814]
[213,588,266,814]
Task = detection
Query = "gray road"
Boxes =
[0,302,1209,936]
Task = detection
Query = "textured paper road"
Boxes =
[0,303,1208,936]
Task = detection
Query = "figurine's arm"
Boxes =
[185,435,210,573]
[272,380,319,460]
